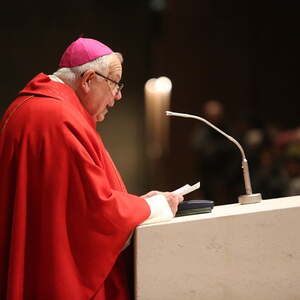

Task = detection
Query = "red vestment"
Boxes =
[0,73,150,300]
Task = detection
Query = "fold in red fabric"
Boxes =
[0,73,150,300]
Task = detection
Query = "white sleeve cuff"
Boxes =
[141,194,174,225]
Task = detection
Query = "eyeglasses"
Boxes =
[81,71,124,95]
[95,72,124,93]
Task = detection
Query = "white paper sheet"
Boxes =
[172,181,200,196]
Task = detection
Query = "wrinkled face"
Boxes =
[77,54,123,122]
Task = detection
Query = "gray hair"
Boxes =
[53,52,123,89]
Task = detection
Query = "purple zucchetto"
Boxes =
[59,37,113,68]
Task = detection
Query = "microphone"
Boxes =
[165,111,262,205]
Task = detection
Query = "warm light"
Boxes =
[155,77,173,93]
[145,77,172,94]
[144,76,172,159]
[144,78,156,93]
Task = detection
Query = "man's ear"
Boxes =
[80,70,95,92]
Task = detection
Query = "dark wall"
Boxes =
[0,2,152,115]
[146,1,298,192]
[154,1,297,125]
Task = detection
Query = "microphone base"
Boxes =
[239,193,262,205]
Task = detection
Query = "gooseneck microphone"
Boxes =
[166,111,262,204]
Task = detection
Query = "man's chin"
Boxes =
[95,113,106,122]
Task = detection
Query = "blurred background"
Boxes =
[1,0,298,205]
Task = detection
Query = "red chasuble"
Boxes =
[0,73,150,300]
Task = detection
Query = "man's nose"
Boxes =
[115,90,122,100]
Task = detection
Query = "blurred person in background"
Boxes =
[241,119,288,199]
[270,125,300,197]
[190,99,240,205]
[282,142,300,196]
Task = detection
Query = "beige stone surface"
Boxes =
[134,196,300,300]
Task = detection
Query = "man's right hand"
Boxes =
[141,191,184,216]
[162,192,184,215]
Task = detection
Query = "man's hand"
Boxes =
[141,191,184,216]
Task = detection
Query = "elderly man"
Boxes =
[0,38,183,300]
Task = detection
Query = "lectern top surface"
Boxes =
[138,195,300,228]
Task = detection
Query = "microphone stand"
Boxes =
[166,111,262,205]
